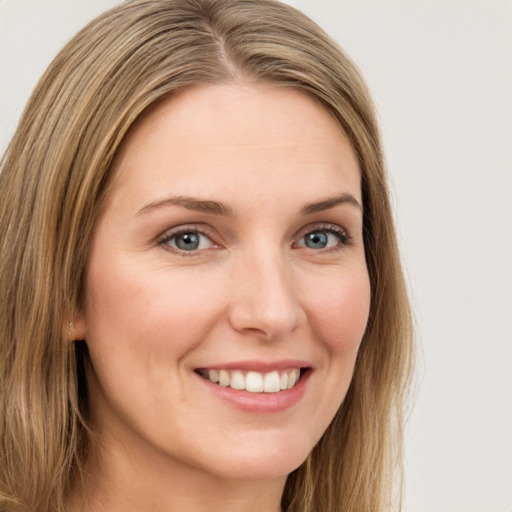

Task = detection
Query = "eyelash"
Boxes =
[157,223,352,256]
[157,226,218,255]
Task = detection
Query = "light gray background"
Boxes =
[1,1,511,511]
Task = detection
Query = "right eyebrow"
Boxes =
[135,195,236,217]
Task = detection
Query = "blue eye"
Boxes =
[304,231,329,249]
[297,228,349,250]
[162,230,214,252]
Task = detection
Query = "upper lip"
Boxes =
[195,359,312,372]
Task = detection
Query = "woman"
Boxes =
[0,1,413,511]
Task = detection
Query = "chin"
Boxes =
[194,438,313,482]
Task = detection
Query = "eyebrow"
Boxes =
[300,193,362,214]
[137,196,235,217]
[136,192,362,217]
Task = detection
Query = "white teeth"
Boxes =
[201,368,303,393]
[218,369,230,387]
[263,371,281,393]
[287,369,299,388]
[230,370,245,390]
[246,371,264,392]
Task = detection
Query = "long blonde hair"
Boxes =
[0,1,413,510]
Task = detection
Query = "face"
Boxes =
[76,83,370,485]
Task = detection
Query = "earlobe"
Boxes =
[67,315,87,341]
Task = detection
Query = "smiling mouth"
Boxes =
[196,368,307,393]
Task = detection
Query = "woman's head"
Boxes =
[0,1,413,511]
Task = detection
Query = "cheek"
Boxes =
[305,266,371,354]
[81,260,226,421]
[298,265,370,442]
[84,262,223,349]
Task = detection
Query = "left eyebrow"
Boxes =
[300,193,362,215]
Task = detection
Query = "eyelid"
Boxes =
[156,224,220,253]
[293,223,352,249]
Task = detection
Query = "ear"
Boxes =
[67,312,87,341]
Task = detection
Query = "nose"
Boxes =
[227,249,306,341]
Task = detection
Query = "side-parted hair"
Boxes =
[0,1,413,511]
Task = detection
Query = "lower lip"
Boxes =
[196,370,311,413]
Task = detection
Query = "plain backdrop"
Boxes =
[1,1,511,511]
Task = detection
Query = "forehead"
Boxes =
[107,83,361,211]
